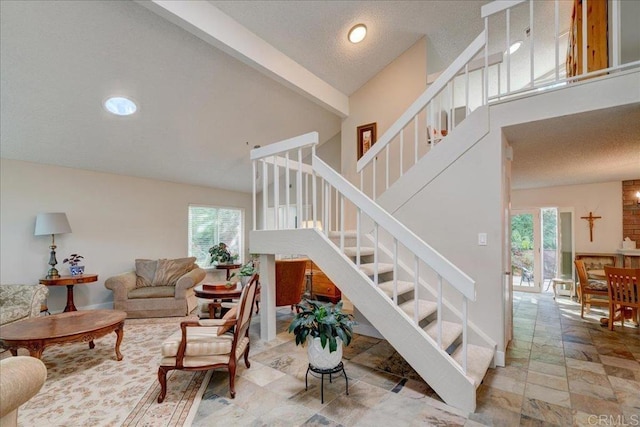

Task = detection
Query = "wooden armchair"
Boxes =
[604,266,639,331]
[575,259,608,318]
[157,274,258,402]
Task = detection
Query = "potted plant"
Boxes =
[238,262,256,286]
[288,299,356,369]
[208,243,238,265]
[63,253,85,276]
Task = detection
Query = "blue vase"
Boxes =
[69,265,85,276]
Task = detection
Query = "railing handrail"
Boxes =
[356,31,486,173]
[480,0,525,18]
[314,155,476,301]
[250,131,318,161]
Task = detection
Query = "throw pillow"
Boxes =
[217,305,237,336]
[135,259,158,288]
[153,257,196,287]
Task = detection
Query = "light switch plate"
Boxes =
[478,233,488,246]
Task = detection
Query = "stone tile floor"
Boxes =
[192,292,640,426]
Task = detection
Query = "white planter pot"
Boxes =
[307,336,343,369]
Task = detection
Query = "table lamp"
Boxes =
[35,212,72,279]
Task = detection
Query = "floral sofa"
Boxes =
[0,284,48,327]
[105,257,205,318]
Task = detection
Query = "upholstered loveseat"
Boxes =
[105,257,205,318]
[0,284,48,327]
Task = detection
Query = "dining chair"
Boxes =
[157,273,258,402]
[575,259,609,318]
[604,266,639,331]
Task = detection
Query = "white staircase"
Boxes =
[248,0,639,414]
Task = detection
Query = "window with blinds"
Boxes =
[188,205,243,267]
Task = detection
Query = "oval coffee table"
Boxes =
[0,309,126,360]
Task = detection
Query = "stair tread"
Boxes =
[398,299,437,320]
[378,280,414,297]
[452,344,494,388]
[343,246,375,257]
[423,320,463,351]
[328,230,358,239]
[359,263,394,276]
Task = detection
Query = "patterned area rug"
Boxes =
[14,315,208,426]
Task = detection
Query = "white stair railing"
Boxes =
[357,0,638,202]
[250,134,476,374]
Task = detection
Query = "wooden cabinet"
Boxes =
[307,260,341,303]
[566,0,608,78]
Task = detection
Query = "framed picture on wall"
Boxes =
[357,122,377,160]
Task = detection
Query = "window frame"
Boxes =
[188,204,244,269]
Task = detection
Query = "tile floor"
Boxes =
[192,291,640,426]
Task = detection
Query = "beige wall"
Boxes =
[512,181,623,253]
[341,37,427,185]
[0,158,252,312]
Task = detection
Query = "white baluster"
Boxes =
[385,144,389,190]
[374,223,379,286]
[252,160,256,231]
[400,130,404,175]
[356,208,361,268]
[262,159,268,230]
[554,0,559,81]
[612,0,620,67]
[506,8,511,94]
[393,239,398,305]
[372,157,377,201]
[414,256,419,325]
[273,156,279,230]
[529,0,534,88]
[340,194,345,252]
[462,296,468,374]
[484,17,489,104]
[285,152,290,228]
[437,274,443,349]
[297,149,302,229]
[582,0,588,75]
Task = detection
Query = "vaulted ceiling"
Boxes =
[1,1,638,193]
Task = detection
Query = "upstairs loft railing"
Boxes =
[250,132,476,374]
[357,0,639,201]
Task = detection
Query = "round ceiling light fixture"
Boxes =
[505,40,523,55]
[104,96,137,116]
[348,24,367,44]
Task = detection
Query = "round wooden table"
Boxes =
[0,309,126,360]
[194,283,243,318]
[39,274,98,312]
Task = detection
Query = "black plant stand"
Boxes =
[305,362,348,404]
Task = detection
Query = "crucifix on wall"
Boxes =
[580,211,602,242]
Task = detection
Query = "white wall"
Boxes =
[341,37,427,186]
[0,158,252,312]
[512,181,623,253]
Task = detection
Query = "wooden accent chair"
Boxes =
[254,259,307,314]
[575,259,609,318]
[157,274,258,402]
[604,266,639,331]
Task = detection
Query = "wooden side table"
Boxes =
[39,274,98,312]
[215,263,241,280]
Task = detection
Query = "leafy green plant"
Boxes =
[288,299,356,353]
[63,253,84,266]
[208,243,238,265]
[238,262,255,277]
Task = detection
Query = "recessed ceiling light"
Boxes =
[104,96,137,116]
[505,40,522,55]
[348,24,367,44]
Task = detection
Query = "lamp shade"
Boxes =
[34,212,72,236]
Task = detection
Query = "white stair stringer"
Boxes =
[251,228,480,413]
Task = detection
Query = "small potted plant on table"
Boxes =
[63,253,85,276]
[208,243,238,265]
[288,299,355,369]
[238,262,256,287]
